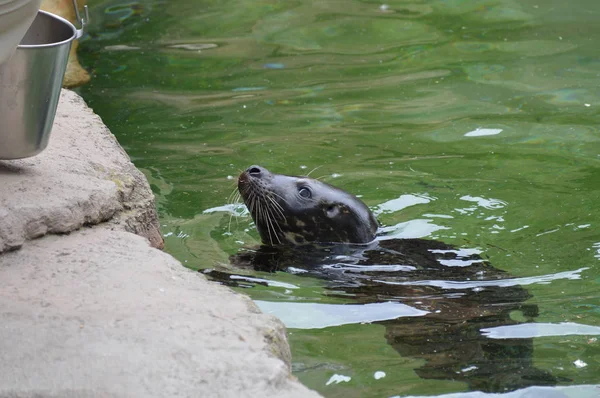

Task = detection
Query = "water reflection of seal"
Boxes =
[213,239,557,392]
[238,165,378,245]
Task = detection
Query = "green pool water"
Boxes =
[78,0,600,396]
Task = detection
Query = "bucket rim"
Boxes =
[16,10,78,49]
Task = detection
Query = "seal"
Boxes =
[225,166,556,391]
[238,165,379,245]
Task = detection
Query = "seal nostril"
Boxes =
[247,166,262,176]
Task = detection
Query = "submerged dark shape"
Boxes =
[237,165,378,245]
[215,166,559,392]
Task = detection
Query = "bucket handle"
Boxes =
[72,0,90,39]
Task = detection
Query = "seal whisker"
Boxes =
[253,194,261,223]
[266,195,285,220]
[260,200,276,246]
[226,188,243,234]
[306,165,322,177]
[255,195,265,235]
[265,202,284,234]
[249,192,258,221]
[227,186,240,205]
[270,191,289,206]
[232,192,242,210]
[264,208,274,245]
[251,190,282,245]
[263,193,285,240]
[252,195,262,229]
[264,205,282,244]
[271,205,286,223]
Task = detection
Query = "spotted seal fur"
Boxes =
[238,165,378,245]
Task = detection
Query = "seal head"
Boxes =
[238,165,378,245]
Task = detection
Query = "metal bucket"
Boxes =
[0,3,88,160]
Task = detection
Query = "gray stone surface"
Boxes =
[0,90,321,398]
[0,228,320,398]
[0,89,163,253]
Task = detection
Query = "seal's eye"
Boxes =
[298,187,312,198]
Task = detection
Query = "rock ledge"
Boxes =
[0,90,321,398]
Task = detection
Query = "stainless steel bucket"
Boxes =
[0,4,88,160]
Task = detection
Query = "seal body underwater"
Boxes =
[238,165,378,245]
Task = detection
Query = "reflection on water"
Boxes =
[255,301,429,329]
[396,384,600,398]
[79,0,600,396]
[482,322,600,339]
[207,236,589,393]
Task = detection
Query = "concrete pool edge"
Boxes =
[0,90,323,398]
